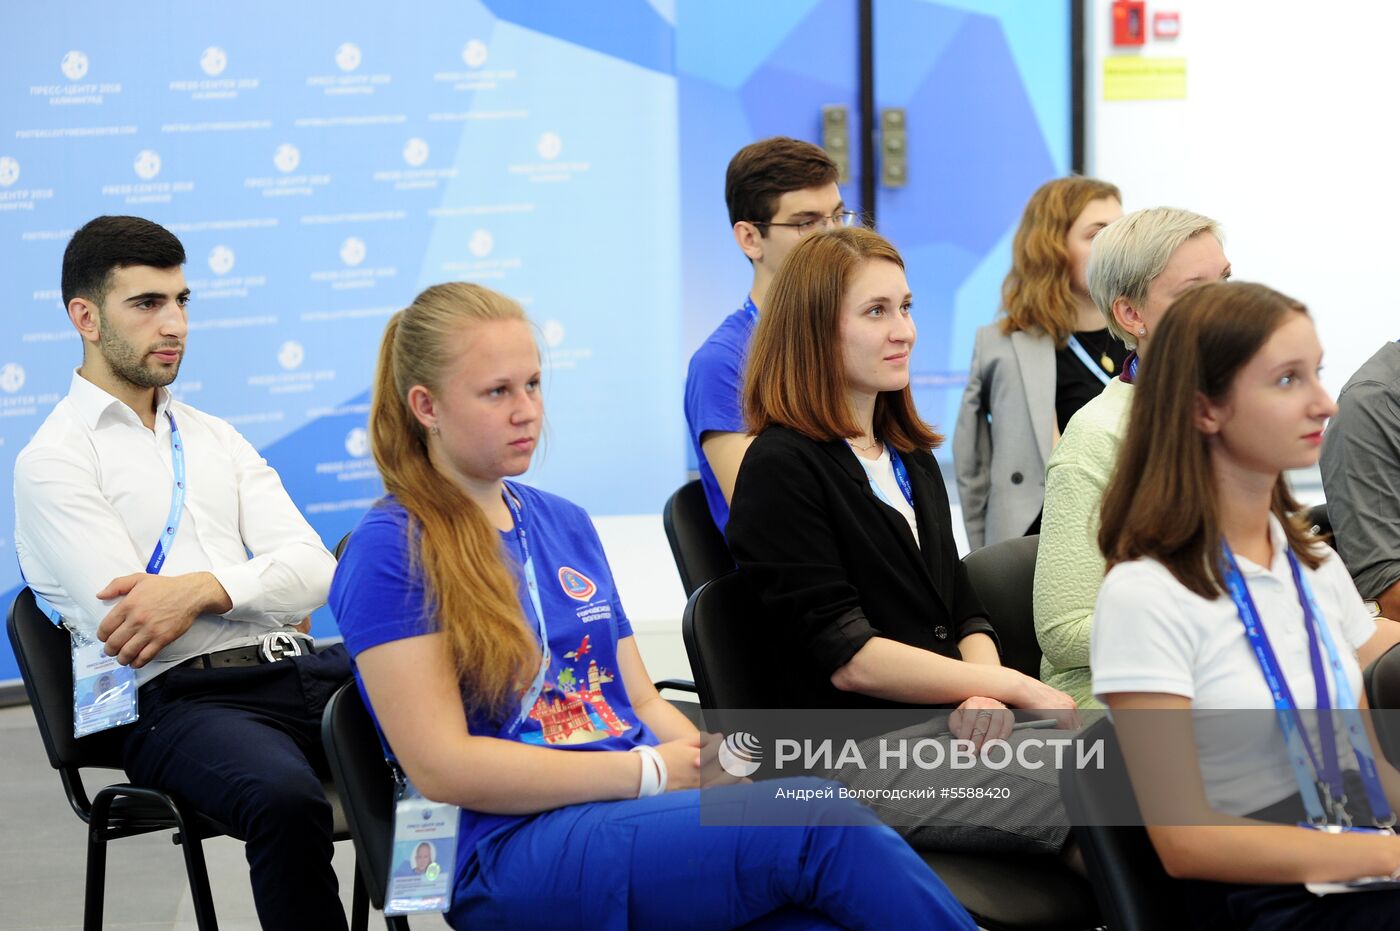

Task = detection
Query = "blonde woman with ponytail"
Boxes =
[329,282,974,930]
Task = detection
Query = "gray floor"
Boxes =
[0,704,422,931]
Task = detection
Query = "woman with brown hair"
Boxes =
[726,228,1077,854]
[954,176,1123,549]
[1092,281,1400,928]
[329,282,974,930]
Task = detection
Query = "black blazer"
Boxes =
[726,424,996,710]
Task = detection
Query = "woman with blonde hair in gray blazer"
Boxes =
[954,176,1123,550]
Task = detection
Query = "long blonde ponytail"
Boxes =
[369,283,536,719]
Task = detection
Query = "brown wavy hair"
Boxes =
[1000,176,1121,345]
[1098,281,1324,598]
[370,283,537,719]
[744,226,941,452]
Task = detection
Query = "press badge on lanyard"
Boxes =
[1222,541,1397,835]
[385,767,458,916]
[69,410,185,736]
[385,486,551,914]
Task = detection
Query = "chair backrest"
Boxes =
[334,532,352,561]
[321,681,398,910]
[1364,643,1400,766]
[1058,718,1186,931]
[961,534,1042,678]
[681,571,780,710]
[1304,501,1338,553]
[662,480,733,597]
[7,588,130,775]
[1305,501,1331,537]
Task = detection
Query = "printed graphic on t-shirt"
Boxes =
[520,657,631,746]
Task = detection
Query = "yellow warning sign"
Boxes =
[1103,56,1186,100]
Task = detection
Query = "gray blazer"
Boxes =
[953,323,1055,550]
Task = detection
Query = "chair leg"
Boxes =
[386,915,411,931]
[351,867,369,931]
[172,825,219,931]
[84,823,108,931]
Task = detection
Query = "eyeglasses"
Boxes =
[749,210,860,235]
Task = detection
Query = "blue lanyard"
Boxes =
[21,408,185,624]
[146,411,186,575]
[1065,335,1112,386]
[851,442,915,510]
[1223,542,1395,828]
[743,296,758,323]
[502,484,552,735]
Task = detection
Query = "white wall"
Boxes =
[1086,0,1399,399]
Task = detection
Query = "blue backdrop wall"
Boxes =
[0,1,1069,682]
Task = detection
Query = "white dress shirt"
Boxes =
[14,371,336,684]
[1091,514,1376,815]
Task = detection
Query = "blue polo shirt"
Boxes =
[683,299,757,532]
[329,482,657,855]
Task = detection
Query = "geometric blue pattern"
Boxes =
[679,0,1070,455]
[484,0,675,75]
[879,4,1061,437]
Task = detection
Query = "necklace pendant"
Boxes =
[1100,353,1115,374]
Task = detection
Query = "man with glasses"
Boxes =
[685,137,852,532]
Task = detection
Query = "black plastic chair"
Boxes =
[679,571,773,711]
[1303,501,1338,552]
[1305,501,1331,537]
[963,534,1043,678]
[7,588,367,931]
[322,682,411,931]
[1364,643,1400,769]
[1058,717,1187,931]
[662,479,733,596]
[681,572,1101,931]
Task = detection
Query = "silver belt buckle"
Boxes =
[259,630,306,664]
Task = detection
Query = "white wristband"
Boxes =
[631,745,667,798]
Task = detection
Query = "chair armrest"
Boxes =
[653,678,697,695]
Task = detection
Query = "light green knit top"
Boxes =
[1032,378,1135,709]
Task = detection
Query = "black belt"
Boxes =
[170,631,316,672]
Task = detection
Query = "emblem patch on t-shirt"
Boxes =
[557,566,597,601]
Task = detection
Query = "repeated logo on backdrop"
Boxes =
[0,0,1090,683]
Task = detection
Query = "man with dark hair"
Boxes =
[15,215,350,930]
[684,137,849,532]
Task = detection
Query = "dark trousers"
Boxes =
[1185,776,1400,930]
[121,644,352,931]
[1185,881,1400,930]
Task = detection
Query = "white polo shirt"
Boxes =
[14,371,336,684]
[1091,515,1376,815]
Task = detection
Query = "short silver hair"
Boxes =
[1087,207,1222,348]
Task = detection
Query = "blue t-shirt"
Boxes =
[329,481,657,855]
[683,299,757,532]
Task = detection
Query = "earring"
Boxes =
[1138,327,1147,336]
[429,424,440,435]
